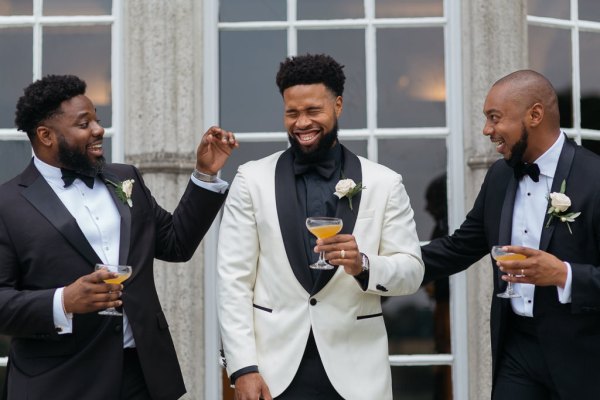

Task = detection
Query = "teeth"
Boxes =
[299,134,315,142]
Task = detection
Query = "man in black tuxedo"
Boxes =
[422,70,600,400]
[0,75,237,399]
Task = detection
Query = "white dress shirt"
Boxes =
[34,156,228,346]
[510,133,572,317]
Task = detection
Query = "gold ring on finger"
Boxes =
[340,249,345,259]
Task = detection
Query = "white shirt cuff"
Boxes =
[190,174,229,194]
[53,288,73,334]
[557,262,572,304]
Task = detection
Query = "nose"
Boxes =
[482,121,493,136]
[296,113,311,129]
[92,120,105,137]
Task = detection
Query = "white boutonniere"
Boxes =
[334,178,365,210]
[105,178,135,207]
[545,179,580,234]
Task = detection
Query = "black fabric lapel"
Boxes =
[20,163,100,268]
[496,174,518,291]
[539,136,575,252]
[101,169,132,267]
[275,149,313,293]
[312,146,362,294]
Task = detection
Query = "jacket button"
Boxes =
[114,324,123,333]
[310,298,317,306]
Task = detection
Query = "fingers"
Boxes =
[203,126,238,147]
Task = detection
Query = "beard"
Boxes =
[504,124,529,169]
[58,134,105,176]
[288,122,339,164]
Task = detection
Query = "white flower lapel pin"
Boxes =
[545,179,580,234]
[334,178,365,211]
[105,178,135,208]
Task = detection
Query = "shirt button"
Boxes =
[528,300,532,304]
[527,192,531,196]
[309,298,317,306]
[105,246,109,251]
[524,230,528,234]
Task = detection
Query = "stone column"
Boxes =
[460,1,527,398]
[123,1,205,399]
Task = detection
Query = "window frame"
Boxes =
[203,1,468,399]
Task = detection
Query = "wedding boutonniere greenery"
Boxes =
[334,178,365,210]
[545,179,580,234]
[105,178,135,207]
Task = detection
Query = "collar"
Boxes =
[533,132,564,180]
[33,155,65,187]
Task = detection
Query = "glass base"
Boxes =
[99,308,123,316]
[497,291,521,299]
[309,260,334,270]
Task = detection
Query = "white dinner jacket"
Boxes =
[217,146,424,399]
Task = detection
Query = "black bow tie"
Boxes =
[513,162,540,182]
[293,158,336,179]
[61,168,96,189]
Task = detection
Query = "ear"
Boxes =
[334,96,343,118]
[528,103,544,128]
[35,125,55,148]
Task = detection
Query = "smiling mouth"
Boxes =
[491,137,506,151]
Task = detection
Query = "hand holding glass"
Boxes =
[306,217,343,270]
[94,264,132,316]
[492,246,526,299]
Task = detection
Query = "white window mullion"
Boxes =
[364,0,377,162]
[33,0,43,80]
[571,0,582,144]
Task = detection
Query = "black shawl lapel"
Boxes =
[496,174,518,291]
[101,169,132,267]
[539,136,575,252]
[19,162,101,268]
[275,149,313,293]
[312,145,362,294]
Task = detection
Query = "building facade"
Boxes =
[0,0,598,398]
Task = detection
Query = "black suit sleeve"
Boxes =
[421,170,491,284]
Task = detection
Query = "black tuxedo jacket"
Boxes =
[0,161,226,400]
[422,138,600,399]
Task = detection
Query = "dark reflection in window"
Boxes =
[297,0,363,20]
[528,26,573,128]
[580,32,600,130]
[526,0,569,19]
[340,139,367,158]
[582,139,600,156]
[219,0,285,22]
[0,28,32,128]
[376,0,443,18]
[43,26,112,127]
[0,0,32,15]
[220,30,286,132]
[579,0,600,23]
[377,28,446,128]
[0,141,31,185]
[220,141,288,183]
[43,0,111,15]
[391,365,453,400]
[298,29,367,129]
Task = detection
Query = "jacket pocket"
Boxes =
[253,304,273,313]
[356,312,383,320]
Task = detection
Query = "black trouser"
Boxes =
[120,348,152,400]
[492,312,559,400]
[276,331,344,400]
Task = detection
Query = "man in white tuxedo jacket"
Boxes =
[217,54,424,400]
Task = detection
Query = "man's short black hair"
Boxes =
[275,53,345,97]
[15,74,87,141]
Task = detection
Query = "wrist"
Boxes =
[193,168,218,183]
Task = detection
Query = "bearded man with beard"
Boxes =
[0,75,237,399]
[422,70,600,400]
[217,54,424,400]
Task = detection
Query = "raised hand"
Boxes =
[195,126,239,175]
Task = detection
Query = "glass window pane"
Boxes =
[42,26,112,127]
[220,141,288,182]
[376,0,443,18]
[0,141,32,184]
[377,28,446,128]
[219,30,286,133]
[527,0,569,19]
[219,0,285,22]
[0,28,33,128]
[298,0,363,20]
[582,139,600,156]
[340,139,367,158]
[298,29,367,129]
[102,136,112,163]
[580,31,600,130]
[528,26,572,128]
[0,0,32,15]
[43,0,111,15]
[578,0,600,22]
[391,365,453,400]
